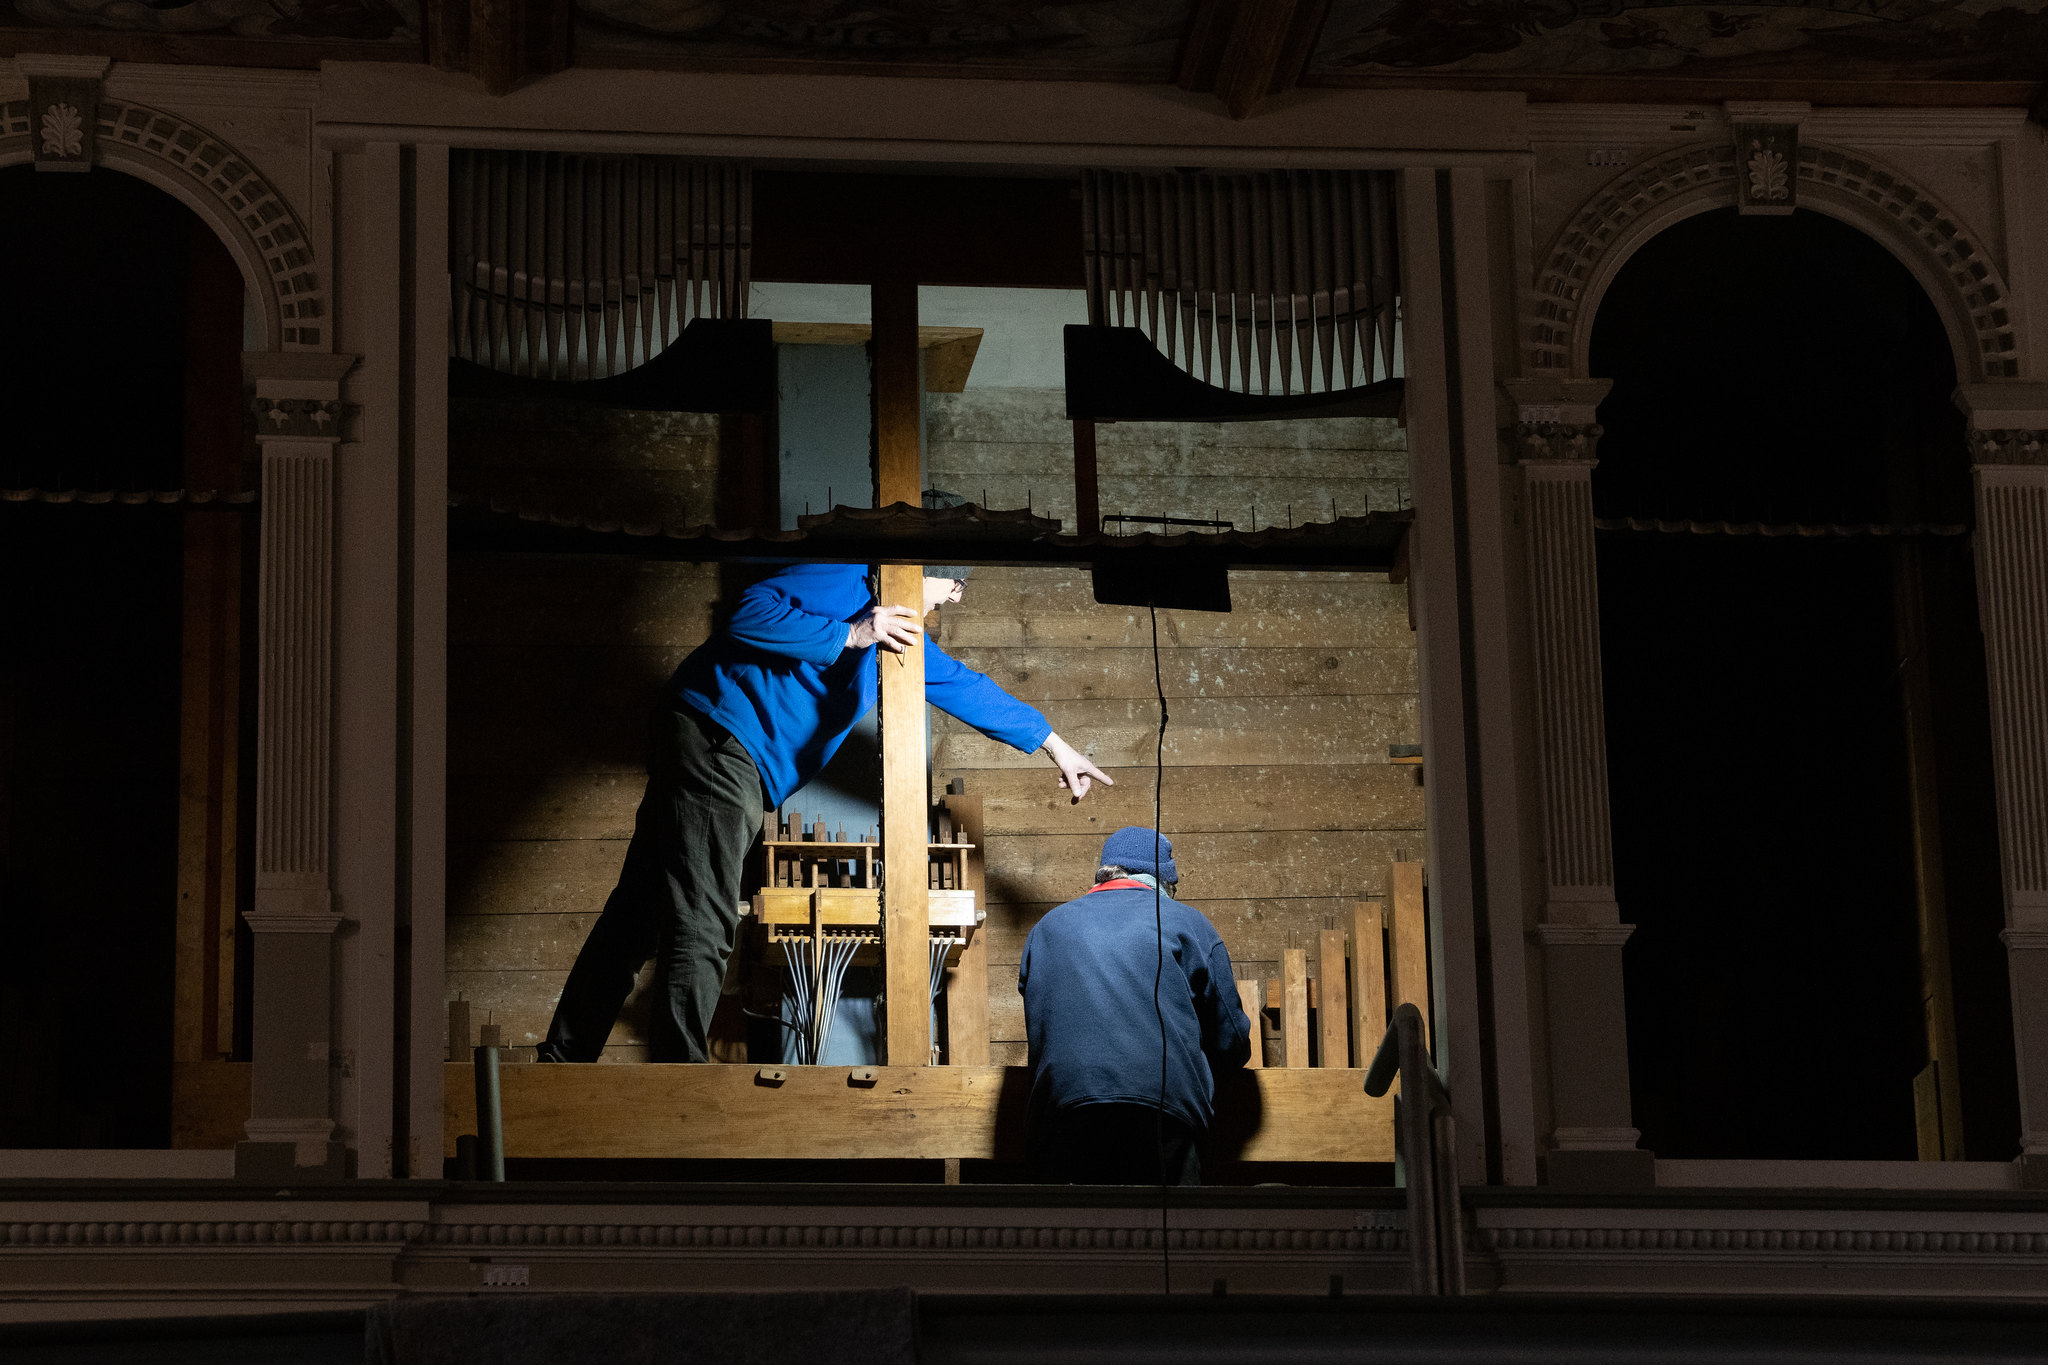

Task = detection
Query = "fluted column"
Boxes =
[1956,385,2048,1186]
[237,352,358,1182]
[1508,378,1651,1189]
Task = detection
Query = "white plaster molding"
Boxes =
[1506,377,1611,430]
[1526,106,2027,149]
[242,1118,341,1167]
[242,911,344,935]
[1539,896,1623,926]
[1956,382,2048,433]
[0,98,325,351]
[1656,1159,2022,1190]
[102,65,320,109]
[1552,1125,1644,1152]
[1528,141,2021,383]
[8,53,110,81]
[1534,924,1636,947]
[1724,101,1809,128]
[1525,105,1726,143]
[2024,1130,2048,1159]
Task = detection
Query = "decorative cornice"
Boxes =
[1724,101,1809,128]
[2000,928,2048,951]
[1479,1226,2048,1253]
[0,1218,1407,1254]
[8,53,110,80]
[249,396,351,444]
[1515,423,1604,467]
[1969,429,2048,467]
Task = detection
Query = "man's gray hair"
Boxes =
[1096,864,1178,893]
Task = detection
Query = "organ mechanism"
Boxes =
[748,802,980,1064]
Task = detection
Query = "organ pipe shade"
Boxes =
[1080,168,1401,396]
[450,151,751,380]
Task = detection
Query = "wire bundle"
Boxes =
[777,933,860,1065]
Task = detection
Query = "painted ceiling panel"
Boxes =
[1309,0,2048,79]
[0,0,416,41]
[573,0,1193,73]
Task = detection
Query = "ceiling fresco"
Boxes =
[1309,0,2048,79]
[0,0,415,41]
[572,0,1189,70]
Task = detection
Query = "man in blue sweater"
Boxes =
[1019,827,1252,1185]
[538,562,1112,1063]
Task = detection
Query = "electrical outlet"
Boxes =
[481,1264,530,1287]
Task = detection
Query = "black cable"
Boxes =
[1150,603,1169,1295]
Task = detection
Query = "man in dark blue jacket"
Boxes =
[539,562,1113,1063]
[1019,827,1252,1185]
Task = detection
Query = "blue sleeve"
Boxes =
[724,576,851,666]
[1191,929,1252,1070]
[925,641,1053,754]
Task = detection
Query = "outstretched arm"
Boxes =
[924,643,1115,804]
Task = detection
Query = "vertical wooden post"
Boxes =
[1319,929,1351,1068]
[943,790,990,1065]
[874,275,930,1067]
[1072,420,1100,533]
[1236,980,1263,1069]
[1389,861,1430,1050]
[1282,947,1311,1068]
[1352,899,1389,1061]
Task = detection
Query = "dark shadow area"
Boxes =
[0,167,226,1148]
[1591,207,2015,1160]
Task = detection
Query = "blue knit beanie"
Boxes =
[1100,826,1177,884]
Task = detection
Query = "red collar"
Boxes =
[1087,878,1149,893]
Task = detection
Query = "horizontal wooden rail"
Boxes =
[445,1063,1394,1165]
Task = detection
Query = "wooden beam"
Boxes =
[1388,860,1429,1049]
[768,323,983,394]
[1352,899,1388,1063]
[1072,420,1100,534]
[943,791,990,1065]
[1174,0,1334,120]
[444,1062,1395,1164]
[1282,947,1310,1068]
[1318,929,1350,1068]
[873,276,929,1067]
[427,0,570,94]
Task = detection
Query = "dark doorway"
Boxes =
[0,167,250,1148]
[1590,208,2016,1160]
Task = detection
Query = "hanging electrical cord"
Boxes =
[1150,603,1171,1294]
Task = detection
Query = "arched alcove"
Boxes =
[0,164,253,1149]
[1588,207,2017,1161]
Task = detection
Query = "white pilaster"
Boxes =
[239,350,358,1182]
[1506,377,1651,1188]
[1956,383,2048,1184]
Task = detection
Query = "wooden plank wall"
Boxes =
[925,391,1421,1067]
[446,396,724,1059]
[444,388,1423,1068]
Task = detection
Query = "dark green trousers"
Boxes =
[540,703,763,1062]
